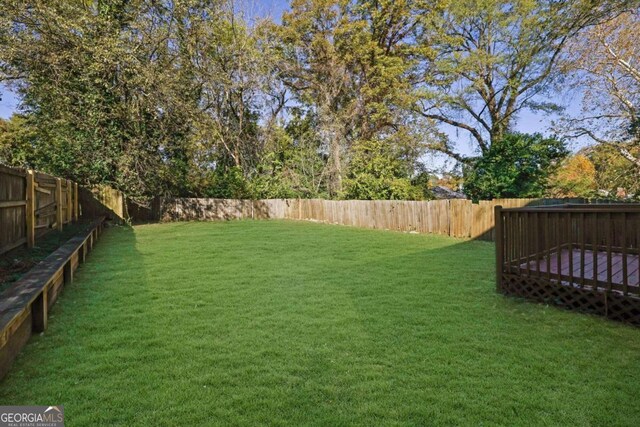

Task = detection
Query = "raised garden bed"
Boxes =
[0,221,98,294]
[0,217,106,379]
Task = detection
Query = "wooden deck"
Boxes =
[518,249,640,293]
[497,205,640,324]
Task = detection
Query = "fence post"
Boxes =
[56,178,63,231]
[26,170,36,248]
[74,182,79,221]
[66,179,73,223]
[495,205,503,293]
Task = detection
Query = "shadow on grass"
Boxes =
[0,225,173,424]
[328,235,640,425]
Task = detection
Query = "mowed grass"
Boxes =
[1,221,639,426]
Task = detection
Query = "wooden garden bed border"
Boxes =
[0,217,106,380]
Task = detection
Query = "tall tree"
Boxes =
[415,0,632,163]
[3,0,634,202]
[276,0,435,196]
[0,0,210,198]
[187,4,283,178]
[561,9,640,170]
[0,1,276,199]
[276,0,356,195]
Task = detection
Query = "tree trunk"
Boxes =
[319,100,344,196]
[330,135,343,195]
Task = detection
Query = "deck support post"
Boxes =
[495,205,503,293]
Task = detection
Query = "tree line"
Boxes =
[0,0,638,202]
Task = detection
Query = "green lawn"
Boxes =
[1,221,639,426]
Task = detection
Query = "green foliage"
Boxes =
[0,1,261,200]
[204,166,252,199]
[276,0,433,195]
[1,1,191,196]
[0,115,38,167]
[587,143,640,198]
[411,171,435,200]
[251,111,327,199]
[463,133,568,200]
[0,1,631,200]
[343,139,424,200]
[547,154,597,198]
[416,0,630,161]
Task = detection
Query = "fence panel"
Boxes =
[146,196,630,242]
[0,165,28,254]
[34,172,57,231]
[0,165,83,255]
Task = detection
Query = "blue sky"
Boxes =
[0,85,18,119]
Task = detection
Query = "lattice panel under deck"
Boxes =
[500,273,640,325]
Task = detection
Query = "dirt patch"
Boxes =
[0,221,94,293]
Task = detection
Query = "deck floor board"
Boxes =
[519,249,640,292]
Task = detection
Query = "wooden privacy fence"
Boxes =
[149,197,597,241]
[496,204,640,324]
[287,198,547,240]
[0,165,79,255]
[78,185,126,221]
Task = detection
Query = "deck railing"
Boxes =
[495,204,640,323]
